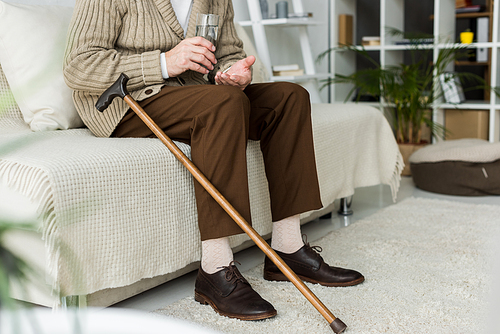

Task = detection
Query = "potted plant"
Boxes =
[0,220,36,309]
[319,29,491,175]
[0,104,37,309]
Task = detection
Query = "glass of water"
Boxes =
[195,13,219,45]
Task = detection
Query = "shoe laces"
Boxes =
[302,234,323,259]
[218,261,248,284]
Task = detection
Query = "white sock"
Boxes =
[201,237,234,274]
[271,214,304,254]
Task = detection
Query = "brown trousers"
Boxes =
[112,82,323,241]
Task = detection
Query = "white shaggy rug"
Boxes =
[153,198,500,333]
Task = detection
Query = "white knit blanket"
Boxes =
[0,103,402,298]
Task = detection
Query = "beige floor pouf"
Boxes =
[409,139,500,196]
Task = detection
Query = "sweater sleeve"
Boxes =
[63,0,164,94]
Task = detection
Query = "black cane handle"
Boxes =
[96,73,130,112]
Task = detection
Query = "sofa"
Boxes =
[0,0,403,308]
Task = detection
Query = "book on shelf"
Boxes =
[456,5,485,13]
[272,64,300,72]
[288,12,313,18]
[394,38,434,45]
[272,69,304,76]
[272,64,304,76]
[361,36,380,46]
[268,12,313,19]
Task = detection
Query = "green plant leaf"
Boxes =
[318,28,500,144]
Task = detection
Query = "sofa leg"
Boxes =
[61,295,87,309]
[319,212,332,219]
[337,196,353,216]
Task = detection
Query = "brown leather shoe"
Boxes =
[264,241,365,287]
[195,263,277,321]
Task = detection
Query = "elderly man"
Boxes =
[63,0,363,321]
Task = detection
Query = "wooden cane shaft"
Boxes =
[123,95,337,324]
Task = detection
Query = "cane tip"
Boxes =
[330,318,347,333]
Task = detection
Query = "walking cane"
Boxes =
[96,73,347,333]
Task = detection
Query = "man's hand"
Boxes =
[214,56,255,90]
[165,37,217,77]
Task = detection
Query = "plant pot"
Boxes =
[460,31,474,44]
[398,142,427,176]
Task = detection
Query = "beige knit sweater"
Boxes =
[63,0,246,137]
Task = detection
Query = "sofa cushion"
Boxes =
[0,1,83,131]
[410,139,500,195]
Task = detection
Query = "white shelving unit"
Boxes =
[329,0,500,142]
[239,0,329,103]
